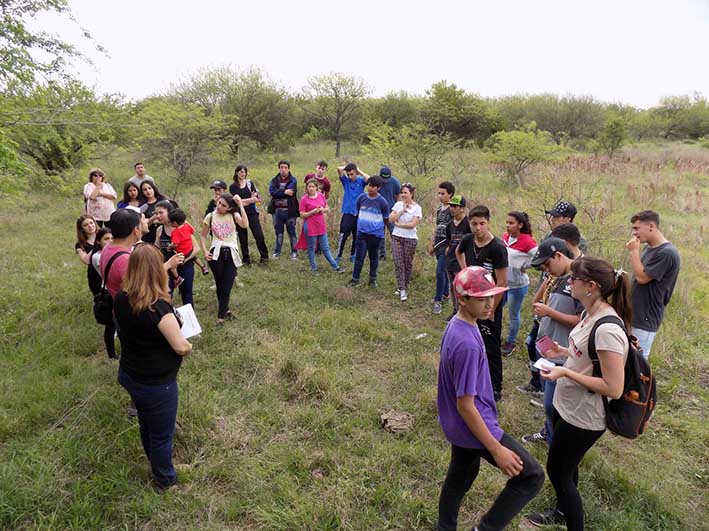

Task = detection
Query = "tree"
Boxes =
[363,122,451,178]
[596,114,628,158]
[135,98,223,198]
[486,125,566,187]
[300,73,368,157]
[364,91,422,129]
[0,0,103,88]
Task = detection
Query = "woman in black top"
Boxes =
[139,181,166,244]
[229,164,269,265]
[114,244,192,489]
[75,214,101,294]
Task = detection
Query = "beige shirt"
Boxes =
[553,307,628,431]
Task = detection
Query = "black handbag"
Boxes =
[93,251,129,325]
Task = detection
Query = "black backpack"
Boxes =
[93,251,129,325]
[589,315,657,439]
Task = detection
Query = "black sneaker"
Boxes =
[516,383,544,396]
[521,431,547,444]
[348,279,360,287]
[368,279,378,288]
[526,508,565,527]
[493,391,502,402]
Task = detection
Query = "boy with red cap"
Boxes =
[437,266,544,531]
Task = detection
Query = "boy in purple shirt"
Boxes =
[437,266,544,531]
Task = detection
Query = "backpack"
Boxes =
[93,251,129,325]
[588,315,657,439]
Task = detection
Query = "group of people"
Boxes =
[74,160,681,530]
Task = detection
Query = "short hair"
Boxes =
[278,159,290,168]
[134,162,144,169]
[551,222,581,246]
[469,204,490,220]
[438,181,455,195]
[631,210,660,227]
[88,168,104,182]
[110,209,141,238]
[96,226,112,242]
[168,208,186,225]
[316,160,328,168]
[367,175,383,188]
[344,163,357,173]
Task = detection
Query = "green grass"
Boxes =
[0,143,707,530]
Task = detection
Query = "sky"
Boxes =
[37,0,709,109]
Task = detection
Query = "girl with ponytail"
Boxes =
[526,256,631,530]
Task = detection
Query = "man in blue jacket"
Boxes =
[268,160,299,259]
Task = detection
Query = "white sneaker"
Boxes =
[400,289,408,302]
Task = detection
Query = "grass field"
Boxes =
[0,142,707,530]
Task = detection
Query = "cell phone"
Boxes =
[535,335,555,355]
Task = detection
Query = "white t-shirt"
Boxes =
[553,307,629,431]
[391,201,422,240]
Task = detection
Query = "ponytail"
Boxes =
[609,268,632,330]
[571,257,633,330]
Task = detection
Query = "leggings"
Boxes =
[391,235,417,290]
[209,247,237,318]
[547,408,605,531]
[237,212,269,263]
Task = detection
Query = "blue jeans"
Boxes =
[378,221,395,257]
[544,378,557,446]
[504,285,529,344]
[272,209,297,255]
[352,232,382,281]
[631,327,656,360]
[118,368,178,488]
[307,233,338,271]
[434,252,450,302]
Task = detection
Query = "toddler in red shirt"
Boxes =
[168,209,209,287]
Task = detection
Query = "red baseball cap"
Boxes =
[453,266,509,298]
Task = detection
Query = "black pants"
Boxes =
[104,321,116,359]
[209,247,237,318]
[352,232,382,282]
[526,320,542,389]
[438,434,545,531]
[478,304,504,394]
[336,214,358,258]
[237,213,268,263]
[547,408,605,531]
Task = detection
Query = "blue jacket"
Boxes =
[268,174,299,217]
[379,175,401,208]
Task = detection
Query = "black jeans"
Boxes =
[169,260,194,306]
[209,247,237,318]
[547,408,605,531]
[438,433,545,531]
[237,212,268,263]
[336,214,358,258]
[352,232,382,282]
[104,321,116,359]
[478,304,504,395]
[526,320,542,389]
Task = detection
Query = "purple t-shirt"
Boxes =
[437,316,503,449]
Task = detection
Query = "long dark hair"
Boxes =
[571,256,632,330]
[140,181,165,202]
[507,211,532,235]
[122,181,140,204]
[233,164,248,181]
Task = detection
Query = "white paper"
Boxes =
[175,304,201,339]
[534,358,556,371]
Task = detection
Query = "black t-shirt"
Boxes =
[230,180,258,215]
[75,241,102,295]
[445,218,472,273]
[205,199,216,217]
[141,201,159,244]
[457,234,509,282]
[114,293,182,385]
[631,242,681,332]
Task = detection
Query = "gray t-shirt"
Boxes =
[538,273,583,365]
[631,242,680,332]
[129,174,155,189]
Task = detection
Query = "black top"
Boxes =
[457,234,509,282]
[114,292,182,385]
[445,218,472,273]
[75,241,102,295]
[631,242,681,332]
[141,201,159,244]
[205,199,217,217]
[229,180,258,215]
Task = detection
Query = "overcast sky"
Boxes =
[38,0,709,108]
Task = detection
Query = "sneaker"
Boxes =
[432,301,442,314]
[235,279,244,288]
[494,391,502,402]
[526,508,565,527]
[127,406,138,417]
[290,252,297,260]
[311,269,320,275]
[516,383,544,396]
[521,431,547,444]
[201,265,210,275]
[348,279,360,287]
[529,398,544,408]
[400,289,408,301]
[225,311,235,321]
[174,276,184,288]
[259,257,269,265]
[394,288,400,295]
[501,341,516,356]
[379,254,386,261]
[368,279,378,288]
[333,266,346,274]
[349,255,355,264]
[272,253,281,259]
